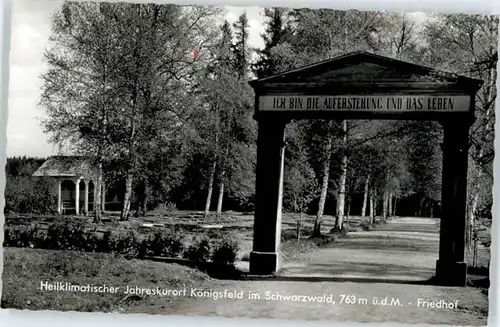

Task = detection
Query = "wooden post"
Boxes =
[249,118,287,274]
[435,119,472,286]
[75,179,80,215]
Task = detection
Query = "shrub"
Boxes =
[3,224,43,248]
[4,176,57,215]
[96,230,114,253]
[82,227,103,253]
[212,237,239,267]
[108,230,141,258]
[3,220,191,260]
[144,229,185,258]
[184,237,212,263]
[44,220,88,251]
[137,238,150,259]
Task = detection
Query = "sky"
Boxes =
[6,0,266,158]
[6,0,426,158]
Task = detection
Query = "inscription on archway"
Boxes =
[248,51,483,287]
[260,95,470,112]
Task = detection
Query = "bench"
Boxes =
[61,199,76,215]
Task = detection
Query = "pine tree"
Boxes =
[232,13,250,79]
[253,8,292,78]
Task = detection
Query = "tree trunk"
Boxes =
[361,174,370,217]
[346,196,352,217]
[216,180,224,218]
[393,197,397,216]
[121,37,139,222]
[134,180,147,217]
[297,212,303,242]
[388,192,393,219]
[204,159,217,218]
[382,188,388,223]
[312,131,333,237]
[373,190,378,223]
[345,196,352,231]
[101,181,106,213]
[335,120,349,230]
[468,182,480,254]
[120,172,133,221]
[92,162,103,223]
[418,196,425,217]
[369,189,375,225]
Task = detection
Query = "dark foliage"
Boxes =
[5,156,46,177]
[212,237,239,267]
[3,222,240,270]
[4,176,57,215]
[184,236,212,262]
[143,229,185,258]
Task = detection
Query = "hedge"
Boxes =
[4,220,239,269]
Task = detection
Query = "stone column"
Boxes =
[75,179,80,215]
[435,119,472,286]
[57,179,62,214]
[84,180,89,216]
[249,118,287,274]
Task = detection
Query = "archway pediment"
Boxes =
[249,51,483,121]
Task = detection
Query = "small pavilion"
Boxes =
[32,156,104,215]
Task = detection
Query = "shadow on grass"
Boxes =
[468,266,489,276]
[139,255,490,288]
[142,256,246,280]
[144,256,433,285]
[245,275,438,286]
[239,273,490,289]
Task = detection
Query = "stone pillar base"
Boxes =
[249,251,281,275]
[435,260,467,287]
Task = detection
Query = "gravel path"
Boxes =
[279,217,439,281]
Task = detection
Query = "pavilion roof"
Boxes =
[32,156,98,179]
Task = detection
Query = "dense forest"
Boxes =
[5,4,497,243]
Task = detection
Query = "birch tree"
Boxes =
[40,2,125,223]
[425,14,498,252]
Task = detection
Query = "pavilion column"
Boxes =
[435,118,472,286]
[75,179,80,215]
[249,118,287,274]
[93,180,97,206]
[57,179,62,214]
[84,180,89,216]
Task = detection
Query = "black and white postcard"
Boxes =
[1,0,498,326]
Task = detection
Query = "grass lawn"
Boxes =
[1,247,215,312]
[1,247,489,325]
[2,213,490,326]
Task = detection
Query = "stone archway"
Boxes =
[247,51,483,287]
